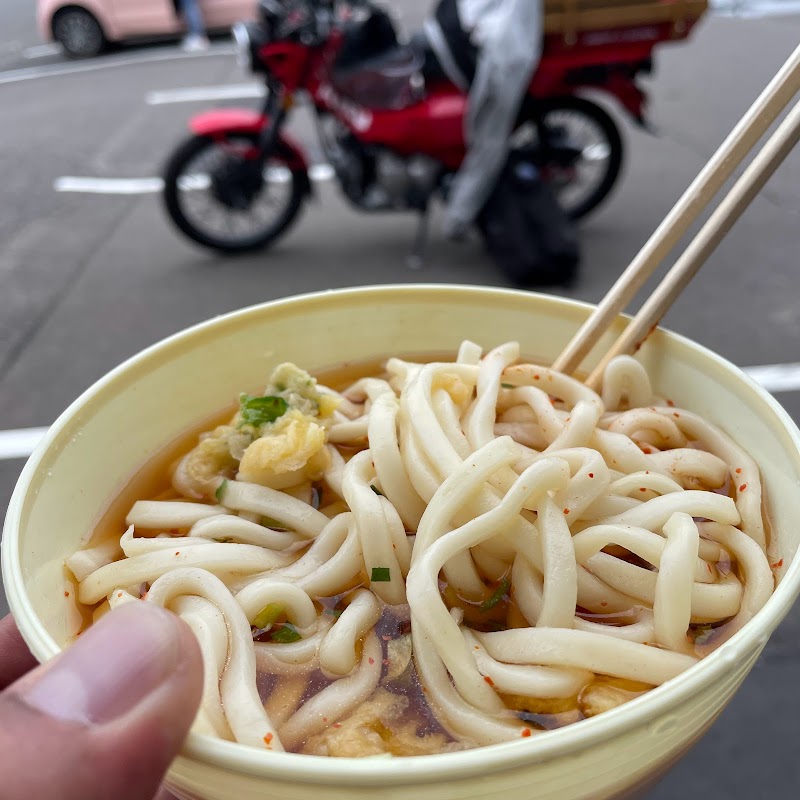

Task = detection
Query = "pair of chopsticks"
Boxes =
[553,43,800,391]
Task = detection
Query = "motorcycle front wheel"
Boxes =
[520,96,624,220]
[163,133,308,253]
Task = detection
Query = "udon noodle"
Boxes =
[66,343,776,756]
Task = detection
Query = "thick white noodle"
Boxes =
[601,355,653,410]
[145,567,282,751]
[78,543,291,604]
[476,628,697,685]
[318,589,382,676]
[190,515,300,550]
[368,391,427,530]
[235,579,319,631]
[699,522,774,633]
[66,538,124,582]
[462,629,591,698]
[279,633,382,750]
[342,451,405,604]
[170,595,232,740]
[126,501,230,529]
[221,480,329,538]
[408,441,570,713]
[654,513,700,650]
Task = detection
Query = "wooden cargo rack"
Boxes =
[543,0,709,42]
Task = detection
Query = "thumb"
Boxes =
[0,602,203,800]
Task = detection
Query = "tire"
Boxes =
[162,133,308,254]
[527,96,624,221]
[53,7,106,59]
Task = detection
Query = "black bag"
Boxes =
[476,155,580,287]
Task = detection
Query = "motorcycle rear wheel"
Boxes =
[522,96,624,221]
[163,133,307,254]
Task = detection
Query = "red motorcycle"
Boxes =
[162,0,706,256]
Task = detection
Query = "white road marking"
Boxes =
[711,0,800,16]
[742,363,800,393]
[55,176,164,194]
[54,165,335,195]
[0,43,235,87]
[23,43,62,59]
[2,362,800,461]
[146,83,264,105]
[0,427,48,460]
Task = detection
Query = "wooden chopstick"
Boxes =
[582,97,800,390]
[552,42,800,378]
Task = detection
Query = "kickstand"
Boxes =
[407,207,430,270]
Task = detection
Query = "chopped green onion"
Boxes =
[370,484,383,496]
[480,576,511,612]
[269,623,302,643]
[501,383,514,389]
[215,480,228,502]
[253,603,285,630]
[239,394,288,428]
[371,567,391,582]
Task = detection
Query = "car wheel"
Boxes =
[53,8,106,59]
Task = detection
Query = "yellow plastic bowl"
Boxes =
[4,285,800,800]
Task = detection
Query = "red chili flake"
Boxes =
[64,591,70,597]
[322,717,328,723]
[588,472,594,478]
[639,487,647,493]
[474,645,480,650]
[735,468,742,474]
[264,733,273,746]
[563,508,570,515]
[117,592,123,598]
[771,559,784,569]
[666,399,675,407]
[534,374,540,380]
[642,446,652,454]
[600,601,608,607]
[645,470,650,474]
[382,659,390,666]
[368,657,375,665]
[381,635,391,641]
[673,412,681,418]
[332,723,342,728]
[739,483,747,493]
[392,544,396,550]
[565,416,571,423]
[175,551,180,556]
[484,676,495,686]
[422,687,428,694]
[521,728,532,738]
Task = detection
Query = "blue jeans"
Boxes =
[179,0,205,36]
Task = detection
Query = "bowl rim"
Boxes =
[4,283,800,785]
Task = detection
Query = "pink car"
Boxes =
[37,0,255,58]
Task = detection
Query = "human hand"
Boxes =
[0,602,202,800]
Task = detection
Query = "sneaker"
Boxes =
[181,34,210,52]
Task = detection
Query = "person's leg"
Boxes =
[179,0,206,38]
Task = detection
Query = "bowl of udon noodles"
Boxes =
[3,284,800,800]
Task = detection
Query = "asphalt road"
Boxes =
[1,3,800,798]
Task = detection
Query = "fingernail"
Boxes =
[18,602,183,725]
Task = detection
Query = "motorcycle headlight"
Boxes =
[232,22,253,71]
